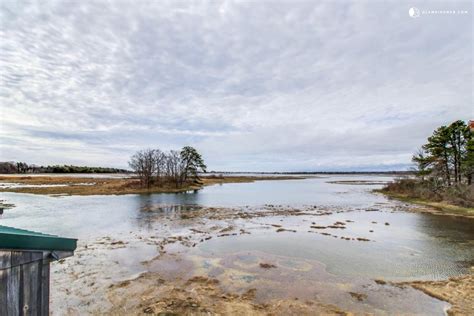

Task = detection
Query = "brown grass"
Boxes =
[378,191,474,218]
[400,273,474,316]
[0,175,304,196]
[380,179,474,207]
[377,178,474,218]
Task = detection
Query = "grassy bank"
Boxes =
[399,272,474,316]
[377,190,474,217]
[377,178,474,218]
[0,175,304,196]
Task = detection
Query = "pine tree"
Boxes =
[180,146,207,183]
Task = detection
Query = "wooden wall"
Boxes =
[0,250,50,316]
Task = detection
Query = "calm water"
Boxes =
[1,175,473,282]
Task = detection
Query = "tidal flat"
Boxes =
[0,175,473,315]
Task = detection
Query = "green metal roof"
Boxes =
[0,225,77,252]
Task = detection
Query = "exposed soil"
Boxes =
[51,203,385,314]
[106,271,351,316]
[401,272,474,316]
[45,202,472,315]
[349,292,367,302]
[259,263,277,269]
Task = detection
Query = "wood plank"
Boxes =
[11,251,31,267]
[41,251,51,260]
[20,261,41,316]
[10,251,43,267]
[2,252,53,315]
[0,269,7,315]
[0,251,12,269]
[30,251,43,262]
[40,260,50,316]
[8,254,21,316]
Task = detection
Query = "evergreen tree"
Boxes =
[180,146,207,183]
[416,120,472,186]
[462,125,474,185]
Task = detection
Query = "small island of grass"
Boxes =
[0,146,304,196]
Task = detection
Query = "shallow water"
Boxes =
[0,173,131,178]
[0,175,389,236]
[0,182,96,189]
[1,175,473,281]
[1,175,473,314]
[198,211,474,281]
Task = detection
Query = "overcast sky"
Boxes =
[0,1,472,171]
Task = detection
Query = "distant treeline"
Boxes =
[207,171,414,175]
[0,161,129,174]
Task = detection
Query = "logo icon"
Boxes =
[409,7,421,18]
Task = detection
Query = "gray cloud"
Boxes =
[0,0,472,171]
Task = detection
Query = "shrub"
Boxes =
[383,178,474,208]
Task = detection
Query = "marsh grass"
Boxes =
[378,178,474,217]
[0,175,304,196]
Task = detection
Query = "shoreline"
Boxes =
[375,190,474,219]
[0,175,305,196]
[106,266,474,316]
[55,204,472,315]
[3,175,472,314]
[398,272,474,316]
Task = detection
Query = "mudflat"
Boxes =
[45,204,473,315]
[2,175,473,315]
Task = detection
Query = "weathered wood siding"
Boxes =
[0,250,50,316]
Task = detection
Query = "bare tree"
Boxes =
[165,150,186,188]
[154,149,165,185]
[128,149,157,188]
[129,147,206,189]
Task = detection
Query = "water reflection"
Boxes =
[134,197,203,229]
[0,175,472,282]
[197,208,474,280]
[413,213,474,240]
[120,175,396,208]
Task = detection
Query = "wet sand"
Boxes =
[401,273,474,316]
[47,204,473,315]
[107,271,350,315]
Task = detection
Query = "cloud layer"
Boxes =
[0,0,472,171]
